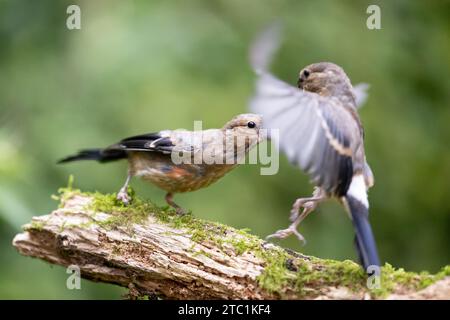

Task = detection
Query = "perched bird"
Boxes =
[58,114,263,214]
[249,26,380,272]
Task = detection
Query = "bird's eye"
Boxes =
[247,121,256,129]
[303,70,310,77]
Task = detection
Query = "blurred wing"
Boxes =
[250,73,361,196]
[353,83,370,109]
[107,132,174,154]
[249,22,282,74]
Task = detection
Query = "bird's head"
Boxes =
[298,62,354,99]
[223,113,262,134]
[222,113,264,146]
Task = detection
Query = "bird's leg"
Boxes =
[165,192,187,215]
[266,187,326,244]
[289,187,325,222]
[117,174,132,205]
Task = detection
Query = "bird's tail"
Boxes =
[57,148,126,164]
[344,177,380,274]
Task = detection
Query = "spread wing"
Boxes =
[249,24,365,196]
[250,73,362,196]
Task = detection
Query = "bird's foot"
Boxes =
[175,207,188,216]
[165,192,188,215]
[116,189,131,205]
[266,224,306,245]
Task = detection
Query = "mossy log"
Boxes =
[12,188,450,300]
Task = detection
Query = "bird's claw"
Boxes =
[175,207,188,216]
[116,189,130,205]
[266,226,307,245]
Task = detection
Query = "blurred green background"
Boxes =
[0,0,449,299]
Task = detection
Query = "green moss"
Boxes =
[253,248,365,297]
[52,174,83,208]
[157,210,237,249]
[192,249,212,258]
[49,176,161,232]
[229,238,250,255]
[437,265,450,277]
[369,263,450,298]
[255,252,450,299]
[26,220,45,231]
[294,258,366,296]
[255,247,292,294]
[86,189,165,232]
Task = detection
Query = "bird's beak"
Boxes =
[257,129,267,143]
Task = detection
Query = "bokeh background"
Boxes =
[0,0,449,299]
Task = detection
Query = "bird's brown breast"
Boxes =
[127,152,236,193]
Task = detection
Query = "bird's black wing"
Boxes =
[107,132,175,154]
[57,132,175,164]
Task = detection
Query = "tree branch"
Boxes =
[12,189,450,299]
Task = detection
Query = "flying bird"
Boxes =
[249,25,380,272]
[59,114,263,214]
